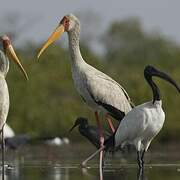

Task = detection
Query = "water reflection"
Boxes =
[81,165,180,180]
[2,162,180,180]
[137,169,146,180]
[88,167,148,180]
[1,145,180,180]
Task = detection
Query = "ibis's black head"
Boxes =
[69,117,88,132]
[144,65,180,92]
[144,65,180,103]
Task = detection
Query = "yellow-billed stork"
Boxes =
[0,35,28,179]
[37,14,134,171]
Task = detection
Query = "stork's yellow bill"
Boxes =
[37,25,65,59]
[6,45,29,80]
[2,35,29,80]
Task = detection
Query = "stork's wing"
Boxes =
[85,71,133,120]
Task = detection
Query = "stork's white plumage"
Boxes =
[82,65,180,171]
[0,35,28,179]
[38,14,133,118]
[37,14,134,171]
[0,51,9,131]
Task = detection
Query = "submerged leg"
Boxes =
[105,114,115,133]
[1,125,5,180]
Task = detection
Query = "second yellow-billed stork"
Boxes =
[0,35,28,179]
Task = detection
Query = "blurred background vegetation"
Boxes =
[2,13,180,143]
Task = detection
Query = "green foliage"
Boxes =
[5,17,180,142]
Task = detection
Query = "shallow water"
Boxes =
[1,143,180,180]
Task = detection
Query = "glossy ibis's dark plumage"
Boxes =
[70,117,111,149]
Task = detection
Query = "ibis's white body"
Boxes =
[115,100,165,151]
[67,15,132,116]
[0,51,9,131]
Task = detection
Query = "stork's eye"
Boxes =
[63,18,70,31]
[64,19,69,25]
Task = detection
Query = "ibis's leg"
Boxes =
[95,111,104,176]
[137,151,143,169]
[141,150,145,168]
[105,114,115,133]
[1,125,5,180]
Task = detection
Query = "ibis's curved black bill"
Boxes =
[144,65,180,93]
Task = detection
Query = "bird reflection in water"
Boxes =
[81,165,148,180]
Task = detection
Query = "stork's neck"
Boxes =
[67,26,85,66]
[0,51,9,78]
[145,75,161,103]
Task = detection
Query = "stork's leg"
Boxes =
[94,111,104,175]
[81,146,105,167]
[1,125,5,180]
[105,114,115,133]
[81,112,105,173]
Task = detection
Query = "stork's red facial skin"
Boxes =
[1,35,11,52]
[60,16,70,31]
[3,40,11,53]
[0,35,28,80]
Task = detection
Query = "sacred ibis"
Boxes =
[82,65,180,170]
